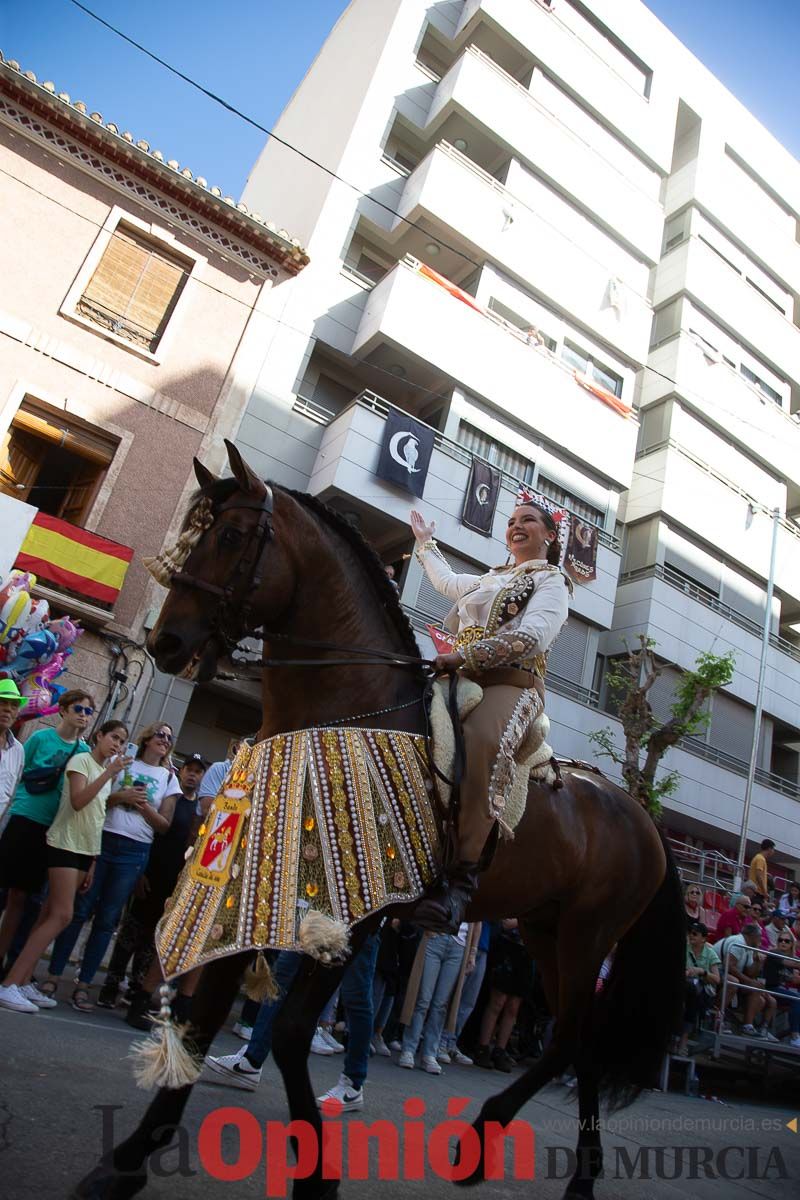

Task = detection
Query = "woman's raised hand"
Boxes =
[410,510,435,543]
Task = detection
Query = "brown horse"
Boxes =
[74,442,684,1200]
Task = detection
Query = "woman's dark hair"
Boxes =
[517,502,561,566]
[93,720,128,744]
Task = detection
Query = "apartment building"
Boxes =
[184,0,800,867]
[0,53,306,734]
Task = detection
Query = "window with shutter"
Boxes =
[547,617,589,684]
[77,226,190,353]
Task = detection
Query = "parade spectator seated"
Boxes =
[684,883,709,927]
[677,921,720,1056]
[719,923,778,1040]
[764,932,800,1048]
[765,910,796,950]
[748,901,772,950]
[0,689,94,971]
[778,883,800,921]
[710,893,752,943]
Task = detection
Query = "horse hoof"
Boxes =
[71,1163,147,1200]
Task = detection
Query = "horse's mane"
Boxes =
[188,477,419,659]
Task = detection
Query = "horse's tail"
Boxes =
[591,833,685,1110]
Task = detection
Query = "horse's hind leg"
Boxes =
[564,1057,603,1200]
[72,951,250,1199]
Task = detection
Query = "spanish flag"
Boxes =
[16,514,133,606]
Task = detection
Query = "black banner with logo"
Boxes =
[462,459,501,535]
[375,410,435,498]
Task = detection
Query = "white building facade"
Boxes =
[211,0,800,870]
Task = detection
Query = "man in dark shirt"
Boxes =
[98,754,207,1010]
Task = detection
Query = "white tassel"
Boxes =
[297,910,350,963]
[128,985,202,1090]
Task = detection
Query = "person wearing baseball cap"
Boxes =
[0,680,26,818]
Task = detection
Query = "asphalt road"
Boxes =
[1,1001,799,1200]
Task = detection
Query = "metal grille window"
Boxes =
[536,476,605,526]
[739,364,782,405]
[457,422,535,484]
[708,693,755,762]
[78,227,190,353]
[547,617,589,684]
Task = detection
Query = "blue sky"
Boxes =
[2,0,798,200]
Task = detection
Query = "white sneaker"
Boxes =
[757,1027,780,1043]
[204,1046,262,1091]
[0,984,39,1014]
[311,1027,336,1055]
[422,1054,442,1074]
[397,1049,415,1069]
[789,1033,800,1047]
[451,1049,474,1066]
[437,1047,451,1064]
[20,982,57,1009]
[740,1024,758,1037]
[232,1022,253,1041]
[316,1073,363,1112]
[372,1033,391,1057]
[388,1039,402,1052]
[320,1027,344,1053]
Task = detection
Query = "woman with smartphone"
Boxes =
[0,720,130,1013]
[45,722,181,1011]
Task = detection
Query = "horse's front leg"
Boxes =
[270,956,348,1200]
[72,952,250,1199]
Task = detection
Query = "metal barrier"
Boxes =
[712,939,800,1060]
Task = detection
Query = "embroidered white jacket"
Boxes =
[416,541,569,673]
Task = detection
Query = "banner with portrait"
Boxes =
[462,459,501,535]
[564,518,599,585]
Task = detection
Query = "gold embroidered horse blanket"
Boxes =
[156,730,440,979]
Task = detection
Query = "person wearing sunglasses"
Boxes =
[46,722,181,1011]
[763,933,800,1047]
[0,690,94,989]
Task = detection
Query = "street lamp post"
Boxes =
[733,506,780,893]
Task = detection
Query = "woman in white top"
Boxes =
[411,499,570,931]
[0,720,130,1014]
[47,722,182,1011]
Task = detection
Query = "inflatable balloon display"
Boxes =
[0,569,82,721]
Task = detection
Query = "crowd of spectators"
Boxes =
[1,694,799,1098]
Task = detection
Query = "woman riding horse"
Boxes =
[411,498,569,931]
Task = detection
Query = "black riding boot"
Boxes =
[412,861,480,934]
[124,988,154,1031]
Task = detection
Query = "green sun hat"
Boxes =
[0,678,28,709]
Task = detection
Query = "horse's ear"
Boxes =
[224,439,266,499]
[193,459,217,491]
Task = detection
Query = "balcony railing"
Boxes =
[14,512,133,615]
[619,562,800,665]
[295,389,621,550]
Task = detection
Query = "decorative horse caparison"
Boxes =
[74,441,684,1200]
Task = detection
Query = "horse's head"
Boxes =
[145,441,294,682]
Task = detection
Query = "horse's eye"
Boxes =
[219,527,243,547]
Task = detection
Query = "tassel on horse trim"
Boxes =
[298,910,350,963]
[244,951,279,1002]
[128,986,202,1090]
